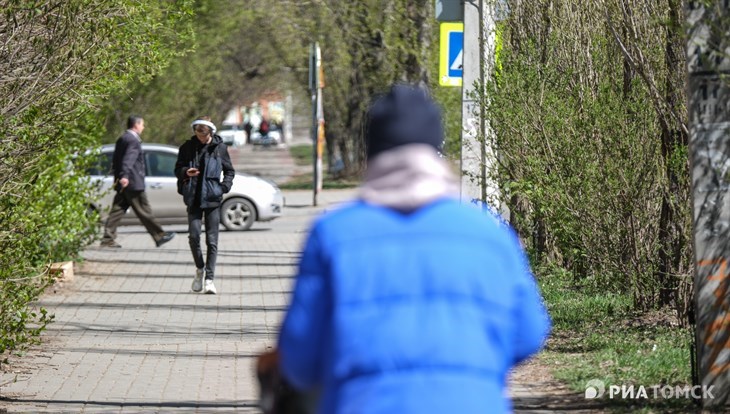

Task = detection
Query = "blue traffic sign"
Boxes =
[448,31,464,78]
[440,22,463,87]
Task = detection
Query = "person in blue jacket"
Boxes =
[278,84,551,414]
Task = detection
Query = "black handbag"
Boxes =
[256,350,317,414]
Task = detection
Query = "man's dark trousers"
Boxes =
[187,205,220,280]
[102,189,165,242]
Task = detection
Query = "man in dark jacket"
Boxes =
[175,116,235,294]
[101,115,176,248]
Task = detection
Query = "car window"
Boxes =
[87,152,113,176]
[145,151,176,177]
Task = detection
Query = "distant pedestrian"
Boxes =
[101,115,176,248]
[259,118,270,136]
[175,116,235,294]
[277,84,551,413]
[243,120,253,144]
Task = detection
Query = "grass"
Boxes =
[279,172,360,190]
[289,144,328,166]
[282,144,358,190]
[537,266,699,412]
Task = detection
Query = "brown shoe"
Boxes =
[100,239,122,248]
[155,232,176,247]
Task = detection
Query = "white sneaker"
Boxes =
[204,279,217,295]
[192,268,204,292]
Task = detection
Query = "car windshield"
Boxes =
[87,152,113,176]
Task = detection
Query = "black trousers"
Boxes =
[188,205,220,280]
[102,190,165,243]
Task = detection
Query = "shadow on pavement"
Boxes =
[37,302,288,312]
[0,397,259,410]
[65,289,293,296]
[56,348,268,359]
[44,322,274,337]
[79,259,298,267]
[72,272,295,280]
[88,247,300,255]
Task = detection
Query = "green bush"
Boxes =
[482,16,691,316]
[0,0,194,367]
[0,116,100,363]
[483,3,696,405]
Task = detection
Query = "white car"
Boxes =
[250,129,281,146]
[218,124,247,147]
[88,143,283,230]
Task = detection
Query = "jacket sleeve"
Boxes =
[174,143,189,180]
[220,145,235,193]
[278,225,330,391]
[509,233,551,365]
[120,137,140,180]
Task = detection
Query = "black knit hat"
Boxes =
[366,84,444,159]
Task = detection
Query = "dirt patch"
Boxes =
[509,355,609,413]
[509,348,702,413]
[619,308,684,330]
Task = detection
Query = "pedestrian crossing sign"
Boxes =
[439,22,463,87]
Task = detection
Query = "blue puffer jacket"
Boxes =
[278,198,551,414]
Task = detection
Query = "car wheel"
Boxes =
[221,198,256,231]
[87,205,102,224]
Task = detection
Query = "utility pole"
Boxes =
[460,0,497,205]
[687,1,730,408]
[436,0,500,208]
[284,91,293,145]
[309,42,324,206]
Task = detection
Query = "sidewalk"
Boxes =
[0,189,355,413]
[0,187,587,413]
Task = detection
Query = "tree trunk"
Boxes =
[656,0,688,307]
